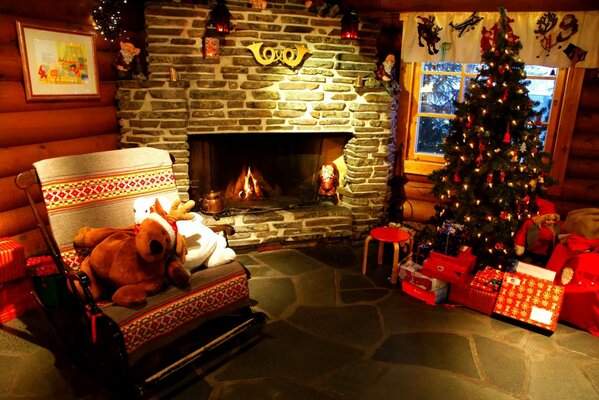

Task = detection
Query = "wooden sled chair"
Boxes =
[16,147,266,395]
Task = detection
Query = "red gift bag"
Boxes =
[546,236,599,336]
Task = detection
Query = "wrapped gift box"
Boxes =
[26,256,59,277]
[515,261,556,282]
[434,221,466,257]
[0,278,37,324]
[421,246,476,285]
[0,238,26,284]
[449,278,499,315]
[402,280,448,305]
[493,272,565,332]
[412,242,432,265]
[399,260,447,291]
[470,266,504,293]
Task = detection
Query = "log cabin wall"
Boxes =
[0,1,144,256]
[552,69,599,216]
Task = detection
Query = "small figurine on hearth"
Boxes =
[318,162,339,205]
[113,41,145,80]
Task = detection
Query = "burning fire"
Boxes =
[238,166,264,200]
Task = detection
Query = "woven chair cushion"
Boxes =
[33,148,250,365]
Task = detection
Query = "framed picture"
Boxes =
[16,22,100,101]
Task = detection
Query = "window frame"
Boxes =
[402,62,568,176]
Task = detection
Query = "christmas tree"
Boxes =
[428,8,555,269]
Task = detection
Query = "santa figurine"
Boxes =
[318,162,339,205]
[514,197,562,266]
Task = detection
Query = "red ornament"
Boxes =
[494,241,504,250]
[487,172,493,183]
[503,123,511,143]
[502,88,509,101]
[453,171,462,183]
[499,171,505,182]
[498,65,506,74]
[466,115,473,128]
[524,195,530,204]
[500,211,508,219]
[476,153,483,167]
[486,77,493,87]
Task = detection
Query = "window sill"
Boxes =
[404,159,444,176]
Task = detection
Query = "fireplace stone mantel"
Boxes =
[116,0,397,245]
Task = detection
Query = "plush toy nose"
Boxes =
[150,240,163,255]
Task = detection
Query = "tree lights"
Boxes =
[428,8,555,268]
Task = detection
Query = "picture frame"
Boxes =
[16,21,100,101]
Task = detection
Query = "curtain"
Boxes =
[401,10,599,68]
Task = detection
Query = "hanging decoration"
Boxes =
[92,0,128,41]
[449,12,484,38]
[246,42,311,69]
[402,10,599,68]
[416,15,442,55]
[534,12,579,57]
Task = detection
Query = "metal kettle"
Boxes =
[200,190,224,214]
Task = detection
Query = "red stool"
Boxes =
[362,226,412,284]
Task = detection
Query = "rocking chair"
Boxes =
[16,147,266,395]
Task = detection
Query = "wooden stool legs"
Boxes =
[362,235,413,284]
[361,234,373,275]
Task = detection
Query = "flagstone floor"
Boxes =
[1,243,599,399]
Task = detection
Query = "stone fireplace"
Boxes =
[117,0,396,247]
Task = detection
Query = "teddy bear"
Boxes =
[72,199,190,307]
[514,197,562,266]
[133,196,236,270]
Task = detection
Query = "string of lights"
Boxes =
[92,0,128,41]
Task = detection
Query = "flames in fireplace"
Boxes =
[227,166,278,201]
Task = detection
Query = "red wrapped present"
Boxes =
[470,266,504,293]
[545,236,599,336]
[399,260,447,291]
[0,278,37,324]
[421,246,476,285]
[0,237,26,284]
[402,280,448,305]
[26,256,59,277]
[493,272,565,332]
[450,278,499,315]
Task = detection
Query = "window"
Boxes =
[403,62,566,175]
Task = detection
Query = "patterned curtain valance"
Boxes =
[401,10,599,68]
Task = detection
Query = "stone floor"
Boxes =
[1,243,599,399]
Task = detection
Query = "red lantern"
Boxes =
[209,0,232,34]
[203,23,220,58]
[341,9,359,40]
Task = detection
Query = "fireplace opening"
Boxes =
[189,132,350,210]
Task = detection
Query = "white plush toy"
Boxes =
[133,196,236,270]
